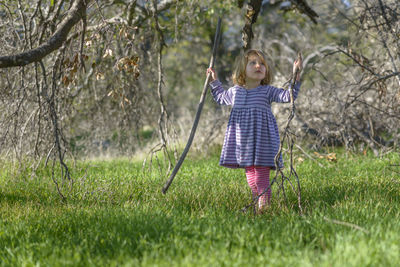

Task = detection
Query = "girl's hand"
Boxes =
[207,68,218,82]
[292,53,303,81]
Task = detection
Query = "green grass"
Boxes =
[0,149,400,266]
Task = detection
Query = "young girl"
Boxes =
[207,49,302,212]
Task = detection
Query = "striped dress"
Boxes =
[209,80,301,169]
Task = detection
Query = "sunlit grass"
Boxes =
[0,149,399,266]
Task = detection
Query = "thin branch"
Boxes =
[323,216,369,234]
[153,0,172,172]
[290,0,319,23]
[0,0,89,68]
[127,0,138,26]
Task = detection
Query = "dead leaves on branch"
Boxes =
[62,53,89,86]
[116,55,140,79]
[60,19,140,89]
[61,46,140,95]
[106,55,140,109]
[107,87,132,109]
[118,25,138,41]
[60,25,140,111]
[97,47,140,80]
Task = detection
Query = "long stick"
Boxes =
[162,18,222,194]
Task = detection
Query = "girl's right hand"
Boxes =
[207,68,218,82]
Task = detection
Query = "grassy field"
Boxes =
[1,148,399,266]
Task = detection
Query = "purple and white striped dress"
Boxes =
[209,80,301,169]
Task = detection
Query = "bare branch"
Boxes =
[0,0,89,68]
[242,0,262,50]
[323,216,369,234]
[289,0,319,24]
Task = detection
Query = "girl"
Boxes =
[207,49,302,213]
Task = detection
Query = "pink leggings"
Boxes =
[245,166,271,207]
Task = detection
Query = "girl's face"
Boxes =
[245,54,266,84]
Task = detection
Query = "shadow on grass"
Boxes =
[2,206,179,262]
[68,210,175,257]
[0,185,62,206]
[300,178,400,213]
[0,192,31,204]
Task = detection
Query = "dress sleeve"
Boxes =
[268,81,301,103]
[209,80,234,106]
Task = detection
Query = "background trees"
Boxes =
[0,0,398,168]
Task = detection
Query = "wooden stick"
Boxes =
[162,18,222,194]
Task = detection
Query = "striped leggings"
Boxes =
[245,166,271,207]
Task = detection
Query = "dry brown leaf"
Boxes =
[62,76,70,86]
[96,72,105,80]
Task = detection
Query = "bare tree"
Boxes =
[304,0,400,155]
[0,0,180,198]
[254,0,399,155]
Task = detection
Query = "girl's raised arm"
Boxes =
[267,82,301,103]
[268,56,302,103]
[209,79,234,106]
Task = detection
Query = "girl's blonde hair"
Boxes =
[232,49,272,86]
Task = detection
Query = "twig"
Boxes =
[142,0,177,175]
[295,143,324,167]
[323,216,369,234]
[0,0,88,68]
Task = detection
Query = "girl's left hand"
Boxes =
[293,53,303,81]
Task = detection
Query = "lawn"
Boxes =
[0,149,399,266]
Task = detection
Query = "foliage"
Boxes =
[1,149,400,265]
